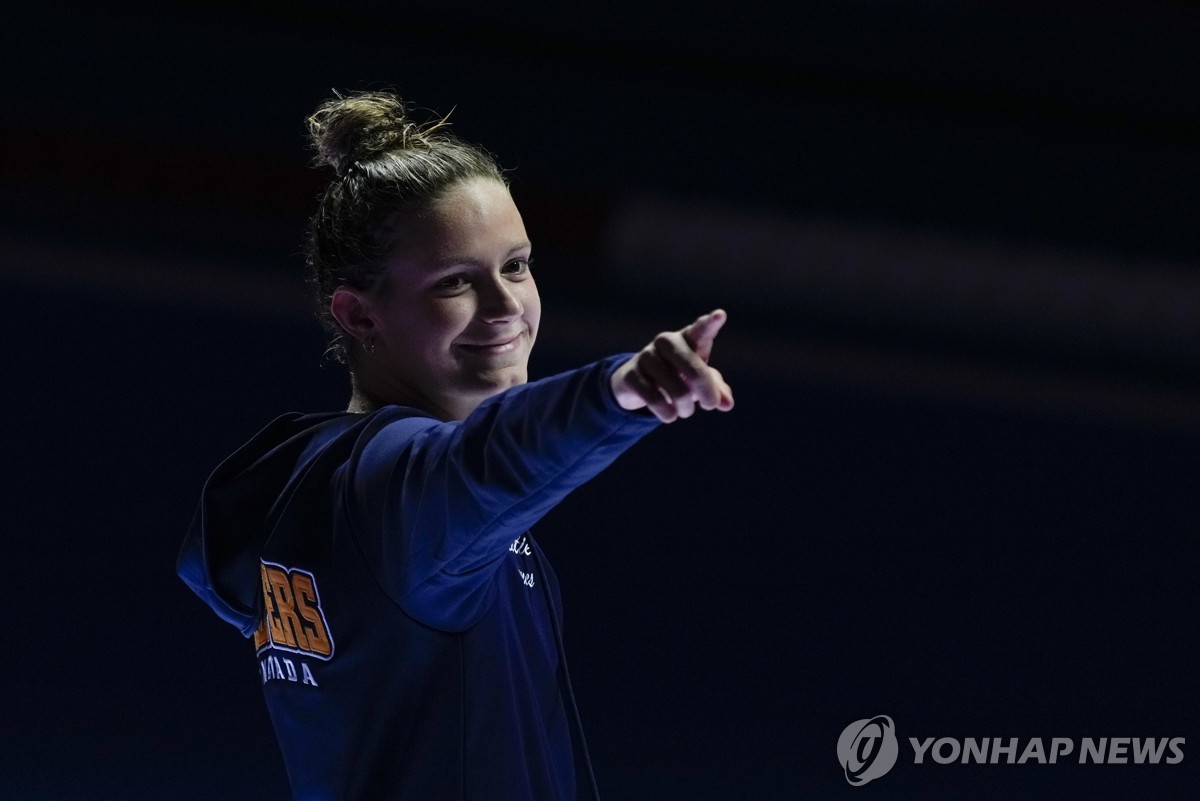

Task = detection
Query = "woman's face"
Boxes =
[363,177,540,420]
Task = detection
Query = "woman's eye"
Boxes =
[503,258,532,275]
[436,274,469,290]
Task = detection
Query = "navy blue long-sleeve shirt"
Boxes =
[178,355,658,800]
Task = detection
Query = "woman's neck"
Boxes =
[346,372,474,422]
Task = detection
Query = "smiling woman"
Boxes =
[177,89,732,801]
[332,177,541,421]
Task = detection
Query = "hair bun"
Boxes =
[307,91,431,176]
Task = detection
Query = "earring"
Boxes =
[362,337,376,354]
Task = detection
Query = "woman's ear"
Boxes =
[330,286,377,343]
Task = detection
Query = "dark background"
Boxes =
[3,1,1197,799]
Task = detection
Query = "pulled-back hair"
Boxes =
[304,90,505,364]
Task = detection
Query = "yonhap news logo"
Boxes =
[837,715,899,786]
[837,714,1185,786]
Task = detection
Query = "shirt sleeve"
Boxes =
[342,354,659,631]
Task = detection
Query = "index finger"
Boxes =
[682,309,727,362]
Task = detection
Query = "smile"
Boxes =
[457,333,523,356]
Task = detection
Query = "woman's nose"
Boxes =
[478,277,523,322]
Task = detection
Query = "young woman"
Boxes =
[179,90,733,800]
